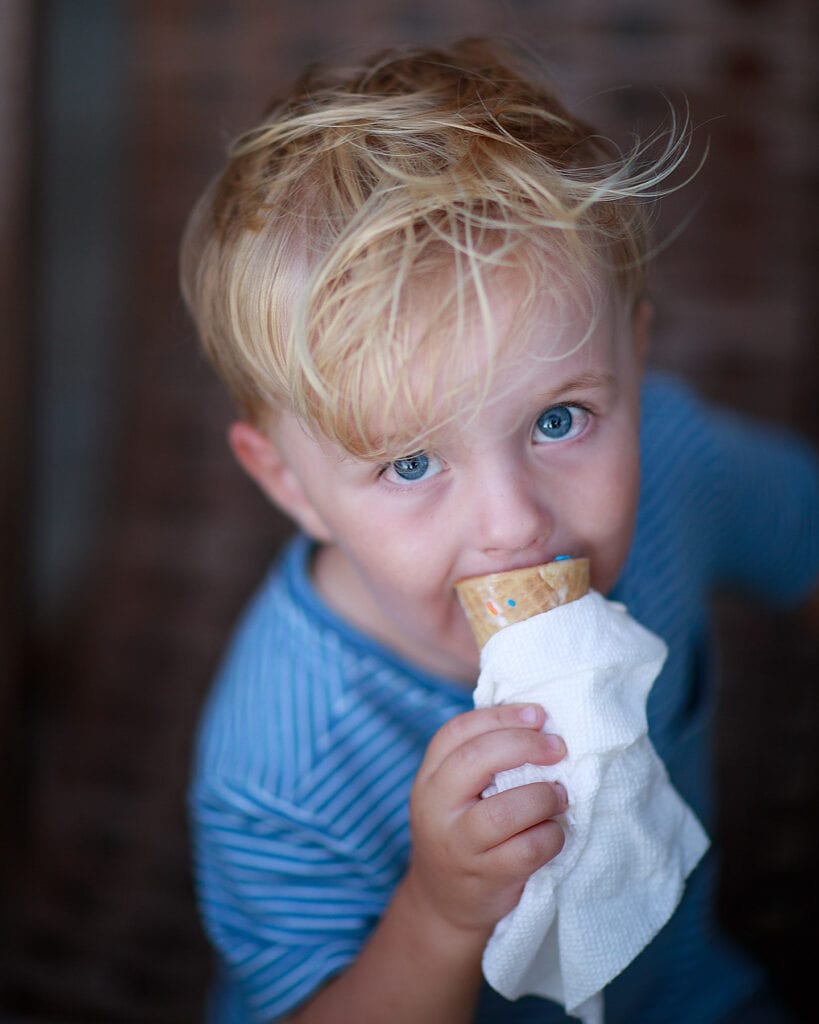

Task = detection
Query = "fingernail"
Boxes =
[544,733,565,755]
[519,705,541,725]
[553,781,568,808]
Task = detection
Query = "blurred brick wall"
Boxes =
[3,1,817,1021]
[0,0,35,880]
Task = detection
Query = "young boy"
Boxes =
[182,40,819,1024]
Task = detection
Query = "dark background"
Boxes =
[2,1,817,1021]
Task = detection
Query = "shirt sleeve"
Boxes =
[190,775,392,1022]
[700,401,819,604]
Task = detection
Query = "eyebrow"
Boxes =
[544,370,617,400]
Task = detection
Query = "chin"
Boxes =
[437,632,481,683]
[592,555,628,597]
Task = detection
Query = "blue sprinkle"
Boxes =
[507,599,516,607]
[554,554,572,561]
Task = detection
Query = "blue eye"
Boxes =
[385,451,443,485]
[533,405,587,443]
[393,453,429,480]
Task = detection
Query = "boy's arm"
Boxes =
[283,703,567,1024]
[283,874,486,1024]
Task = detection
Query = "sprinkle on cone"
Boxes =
[456,558,590,649]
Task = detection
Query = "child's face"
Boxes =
[247,281,647,683]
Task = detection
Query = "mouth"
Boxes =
[456,552,583,587]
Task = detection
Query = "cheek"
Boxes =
[582,433,638,514]
[577,436,640,587]
[615,447,641,515]
[353,487,459,561]
[341,508,452,597]
[601,447,640,543]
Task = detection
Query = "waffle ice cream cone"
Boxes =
[456,558,590,650]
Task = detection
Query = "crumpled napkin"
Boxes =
[473,591,709,1024]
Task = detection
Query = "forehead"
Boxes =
[358,271,624,456]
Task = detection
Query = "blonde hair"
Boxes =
[180,39,689,458]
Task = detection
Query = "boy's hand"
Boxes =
[406,704,567,940]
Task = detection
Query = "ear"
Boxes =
[228,421,332,542]
[632,298,653,368]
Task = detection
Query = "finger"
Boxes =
[466,780,569,854]
[485,817,566,880]
[420,704,547,778]
[433,727,566,808]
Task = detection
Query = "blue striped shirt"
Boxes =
[190,374,819,1023]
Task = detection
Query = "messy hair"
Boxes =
[180,39,689,458]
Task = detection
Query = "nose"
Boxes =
[469,458,551,559]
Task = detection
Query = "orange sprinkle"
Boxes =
[486,600,499,616]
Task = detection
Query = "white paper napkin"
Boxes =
[474,591,709,1023]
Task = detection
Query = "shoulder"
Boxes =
[637,372,819,603]
[191,536,349,801]
[640,372,718,475]
[641,370,819,480]
[636,374,725,553]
